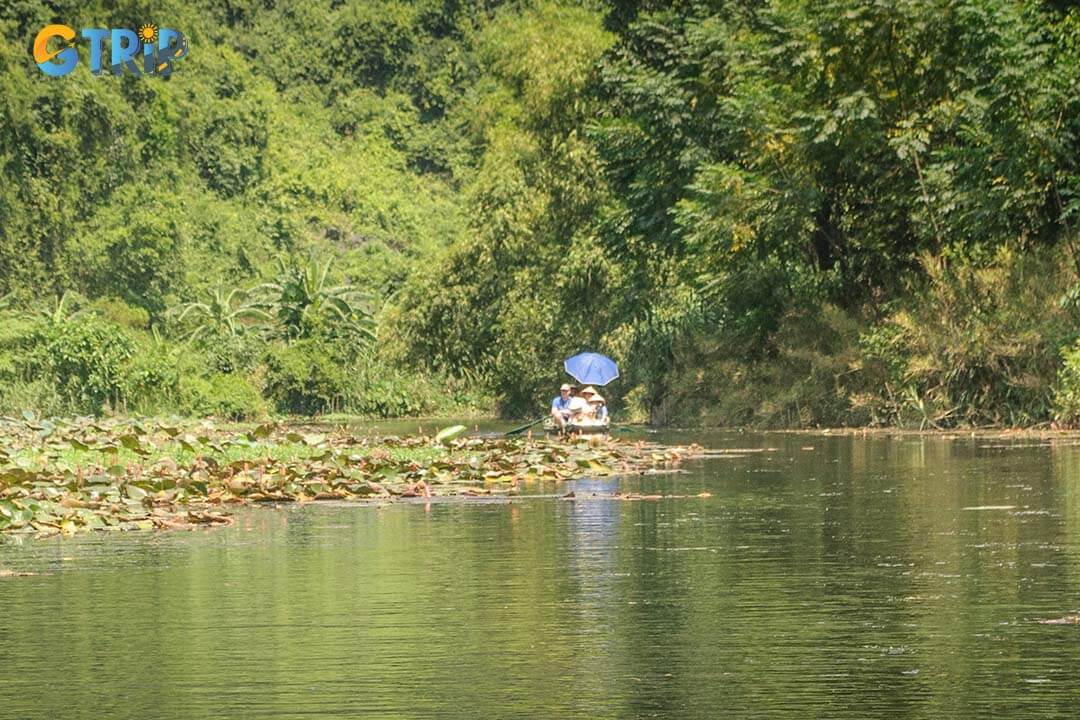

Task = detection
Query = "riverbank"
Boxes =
[0,416,692,537]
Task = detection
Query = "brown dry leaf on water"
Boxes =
[1037,615,1080,625]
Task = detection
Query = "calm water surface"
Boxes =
[3,429,1080,718]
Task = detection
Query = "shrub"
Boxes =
[198,331,264,375]
[1053,340,1080,427]
[123,343,181,413]
[190,97,269,198]
[263,340,353,414]
[654,304,864,428]
[345,360,443,418]
[0,380,66,418]
[87,297,150,330]
[28,318,135,413]
[857,250,1068,427]
[180,372,267,420]
[262,338,486,418]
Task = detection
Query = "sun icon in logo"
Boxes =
[137,23,158,45]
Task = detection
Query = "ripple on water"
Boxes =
[4,430,1080,718]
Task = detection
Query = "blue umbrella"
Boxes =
[564,352,619,386]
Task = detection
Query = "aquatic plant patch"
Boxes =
[0,417,697,537]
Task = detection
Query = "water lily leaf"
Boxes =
[226,478,249,494]
[435,425,467,444]
[251,423,275,439]
[118,434,142,451]
[11,507,34,524]
[35,485,62,498]
[85,483,112,497]
[375,466,400,481]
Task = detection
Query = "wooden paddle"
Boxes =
[505,417,546,436]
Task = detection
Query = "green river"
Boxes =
[3,428,1080,718]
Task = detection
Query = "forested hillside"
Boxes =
[395,0,1080,427]
[0,0,503,417]
[1,0,1079,426]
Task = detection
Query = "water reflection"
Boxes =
[3,431,1080,717]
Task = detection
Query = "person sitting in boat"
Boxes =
[551,383,576,430]
[587,391,608,422]
[568,392,591,421]
[577,386,608,424]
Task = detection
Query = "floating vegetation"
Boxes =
[0,417,698,537]
[1037,615,1080,625]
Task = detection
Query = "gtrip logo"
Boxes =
[33,23,188,77]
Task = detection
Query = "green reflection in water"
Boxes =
[3,430,1080,718]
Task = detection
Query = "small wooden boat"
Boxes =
[543,418,610,436]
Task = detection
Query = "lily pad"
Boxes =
[435,425,467,444]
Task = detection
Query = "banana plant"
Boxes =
[253,256,376,344]
[169,287,272,343]
[40,291,84,325]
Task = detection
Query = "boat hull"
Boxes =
[543,419,610,436]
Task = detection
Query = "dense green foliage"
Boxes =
[0,0,493,418]
[396,0,1080,426]
[1,0,1079,426]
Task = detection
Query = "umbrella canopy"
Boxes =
[564,352,619,386]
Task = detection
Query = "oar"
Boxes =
[505,417,546,436]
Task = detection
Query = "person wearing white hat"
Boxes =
[551,383,576,430]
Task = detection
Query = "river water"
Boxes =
[3,428,1080,718]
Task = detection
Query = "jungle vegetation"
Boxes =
[1,0,1078,427]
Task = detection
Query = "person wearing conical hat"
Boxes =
[586,390,608,422]
[568,388,591,421]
